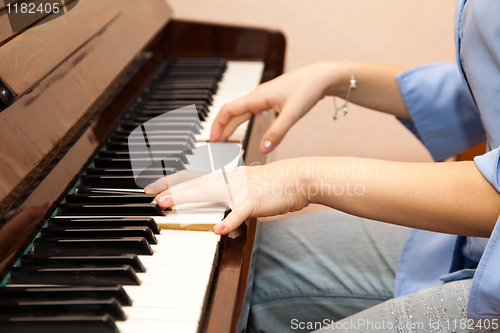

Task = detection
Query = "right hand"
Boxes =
[210,61,344,154]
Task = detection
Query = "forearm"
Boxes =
[320,61,411,119]
[303,157,500,237]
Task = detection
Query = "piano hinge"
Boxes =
[0,77,15,112]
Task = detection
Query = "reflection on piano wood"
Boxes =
[0,1,285,332]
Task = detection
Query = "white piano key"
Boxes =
[122,305,202,321]
[172,202,227,212]
[128,293,206,308]
[155,212,225,224]
[157,230,220,243]
[138,271,212,284]
[138,252,215,263]
[151,242,217,252]
[123,283,208,296]
[116,319,199,333]
[197,60,264,142]
[139,260,213,272]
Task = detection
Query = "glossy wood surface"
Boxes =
[0,0,119,97]
[0,0,171,215]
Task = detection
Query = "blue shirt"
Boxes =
[394,0,500,319]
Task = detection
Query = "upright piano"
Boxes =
[0,1,285,332]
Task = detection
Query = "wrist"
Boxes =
[298,156,325,205]
[320,61,353,97]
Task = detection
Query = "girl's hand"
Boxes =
[210,62,343,154]
[144,159,311,235]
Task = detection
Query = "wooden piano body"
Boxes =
[0,1,285,332]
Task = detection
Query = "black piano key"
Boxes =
[57,203,164,216]
[152,79,218,87]
[65,194,158,204]
[94,156,188,169]
[47,218,160,234]
[113,134,196,147]
[10,266,141,286]
[167,58,226,68]
[118,121,202,134]
[144,88,213,95]
[135,100,209,109]
[0,286,132,306]
[142,92,213,105]
[168,57,226,66]
[113,129,197,140]
[124,116,202,124]
[40,226,157,244]
[148,81,218,92]
[0,315,119,333]
[78,176,166,189]
[93,158,185,169]
[128,109,207,121]
[95,156,185,170]
[133,101,210,113]
[106,141,194,153]
[0,298,125,320]
[159,70,223,80]
[98,149,190,160]
[20,255,146,273]
[99,149,190,159]
[33,237,154,255]
[132,102,210,116]
[85,168,177,178]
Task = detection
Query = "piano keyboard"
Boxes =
[0,59,264,333]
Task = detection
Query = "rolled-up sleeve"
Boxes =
[397,62,486,161]
[468,147,500,319]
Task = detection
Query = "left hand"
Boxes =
[144,159,311,235]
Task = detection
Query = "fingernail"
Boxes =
[262,140,274,153]
[151,200,157,205]
[157,194,172,204]
[144,183,154,190]
[215,223,226,232]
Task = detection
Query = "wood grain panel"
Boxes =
[0,0,119,99]
[0,10,14,44]
[0,0,171,212]
[0,1,81,46]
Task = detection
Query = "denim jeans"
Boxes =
[247,210,485,333]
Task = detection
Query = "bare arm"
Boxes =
[325,62,411,119]
[306,157,500,237]
[148,157,500,237]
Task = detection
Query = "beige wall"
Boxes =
[167,0,457,163]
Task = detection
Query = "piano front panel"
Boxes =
[0,8,285,333]
[0,0,171,215]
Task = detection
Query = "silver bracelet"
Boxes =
[333,59,357,121]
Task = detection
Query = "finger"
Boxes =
[144,170,207,194]
[211,93,270,141]
[260,107,302,153]
[214,199,254,235]
[144,176,168,194]
[218,112,252,142]
[154,174,230,209]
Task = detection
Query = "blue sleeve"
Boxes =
[396,62,486,161]
[468,147,500,319]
